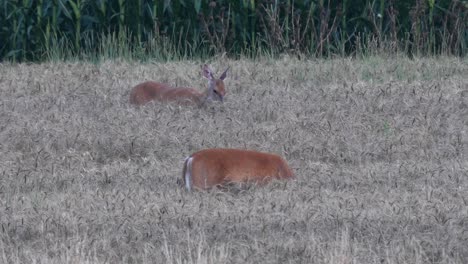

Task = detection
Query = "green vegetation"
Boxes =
[1,0,466,62]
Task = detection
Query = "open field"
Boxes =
[1,56,467,263]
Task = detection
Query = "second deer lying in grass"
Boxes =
[130,64,229,106]
[182,149,295,191]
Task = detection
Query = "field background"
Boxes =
[1,56,468,263]
[1,0,466,62]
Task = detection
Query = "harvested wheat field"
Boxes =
[1,56,467,263]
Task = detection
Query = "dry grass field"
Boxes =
[1,56,467,263]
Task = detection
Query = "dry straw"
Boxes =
[0,56,467,263]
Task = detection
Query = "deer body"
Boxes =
[130,82,205,105]
[130,65,228,106]
[183,149,294,191]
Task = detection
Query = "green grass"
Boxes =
[0,56,467,263]
[2,1,466,62]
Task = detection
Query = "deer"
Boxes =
[129,64,229,106]
[182,149,294,191]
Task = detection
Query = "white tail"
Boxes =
[184,156,193,191]
[182,149,294,191]
[130,64,229,105]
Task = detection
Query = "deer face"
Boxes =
[209,79,226,102]
[203,65,229,102]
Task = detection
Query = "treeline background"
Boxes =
[0,0,466,62]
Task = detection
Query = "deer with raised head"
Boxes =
[182,149,294,191]
[130,64,229,105]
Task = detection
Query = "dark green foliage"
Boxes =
[0,0,466,61]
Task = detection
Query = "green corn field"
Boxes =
[0,0,466,61]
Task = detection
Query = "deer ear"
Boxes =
[202,64,214,80]
[219,67,229,80]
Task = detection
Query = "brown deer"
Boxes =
[130,64,229,105]
[182,149,294,191]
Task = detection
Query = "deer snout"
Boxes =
[212,90,224,102]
